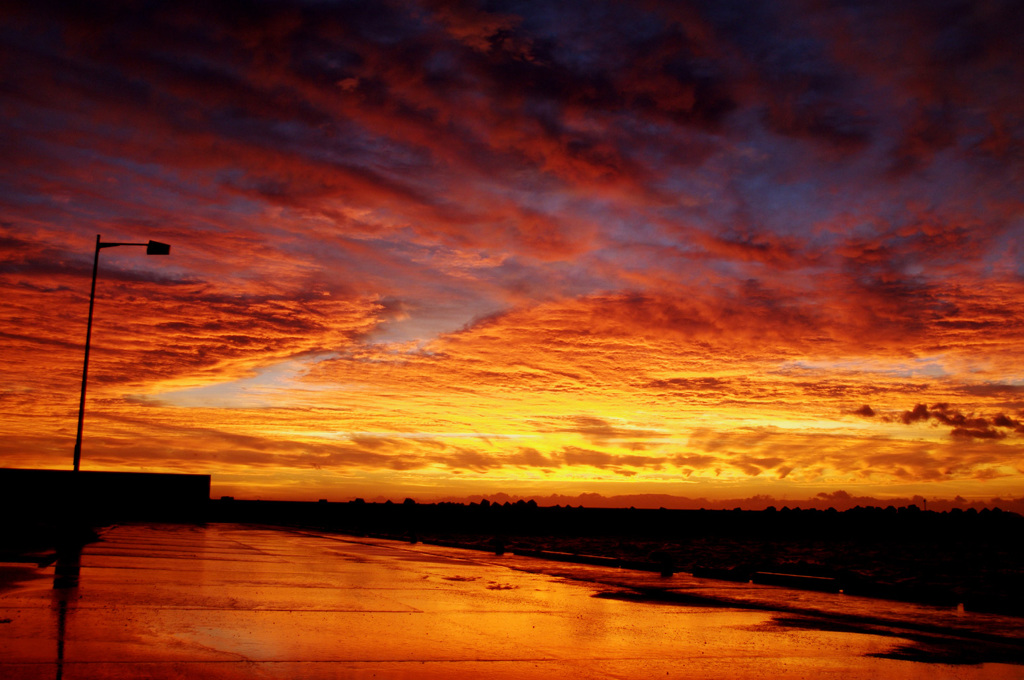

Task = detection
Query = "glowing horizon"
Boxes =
[1,1,1023,507]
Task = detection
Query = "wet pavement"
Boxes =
[0,523,1021,679]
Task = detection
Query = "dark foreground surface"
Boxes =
[212,499,1024,617]
[1,523,1023,679]
[4,495,1023,618]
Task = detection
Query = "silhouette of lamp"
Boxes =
[73,235,171,471]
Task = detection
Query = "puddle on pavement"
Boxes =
[1,524,1022,680]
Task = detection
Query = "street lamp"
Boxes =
[73,235,171,471]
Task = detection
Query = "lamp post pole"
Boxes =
[73,235,170,471]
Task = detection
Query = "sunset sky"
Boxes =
[2,0,1023,506]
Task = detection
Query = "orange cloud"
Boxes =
[2,0,1024,504]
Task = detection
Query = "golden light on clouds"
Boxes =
[2,0,1023,507]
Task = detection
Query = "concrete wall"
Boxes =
[0,468,210,523]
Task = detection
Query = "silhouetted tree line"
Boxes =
[208,498,1022,543]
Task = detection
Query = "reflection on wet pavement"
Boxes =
[0,523,1020,679]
